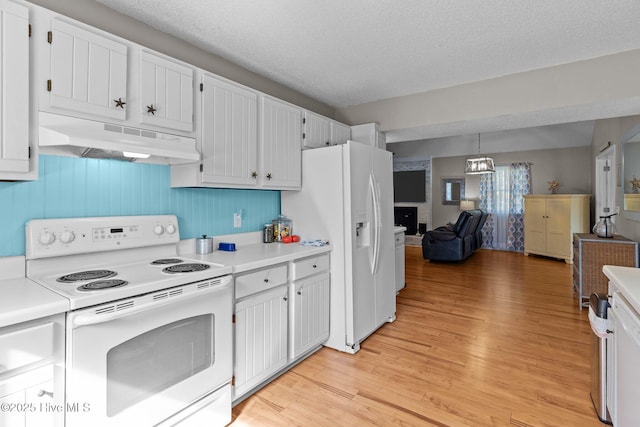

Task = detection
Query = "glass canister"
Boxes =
[272,215,292,242]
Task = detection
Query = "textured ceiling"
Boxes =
[95,0,640,111]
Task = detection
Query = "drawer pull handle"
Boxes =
[38,390,53,398]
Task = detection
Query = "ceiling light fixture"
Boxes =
[465,133,495,174]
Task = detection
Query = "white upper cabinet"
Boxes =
[302,110,330,149]
[330,121,351,145]
[200,73,258,186]
[139,50,193,132]
[46,18,127,120]
[0,0,30,177]
[260,96,301,189]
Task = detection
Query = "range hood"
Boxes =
[39,112,200,164]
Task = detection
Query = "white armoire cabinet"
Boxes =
[46,18,127,120]
[523,194,590,264]
[0,0,30,178]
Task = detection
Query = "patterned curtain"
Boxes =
[506,163,531,252]
[478,163,531,251]
[478,174,495,248]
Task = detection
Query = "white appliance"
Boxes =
[609,291,640,427]
[39,112,199,163]
[25,215,233,427]
[281,140,396,353]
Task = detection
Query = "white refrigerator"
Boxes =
[281,140,396,353]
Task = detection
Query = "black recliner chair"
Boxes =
[422,210,485,261]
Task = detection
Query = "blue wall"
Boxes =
[0,155,280,256]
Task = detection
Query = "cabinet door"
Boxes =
[233,285,288,399]
[302,110,330,148]
[48,18,127,120]
[139,51,193,132]
[545,198,570,257]
[0,0,29,175]
[25,379,55,427]
[260,96,301,189]
[330,121,351,146]
[201,74,258,186]
[524,198,546,253]
[290,272,330,360]
[0,389,24,427]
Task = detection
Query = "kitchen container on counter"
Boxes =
[272,215,292,242]
[196,235,213,254]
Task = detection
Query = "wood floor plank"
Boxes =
[231,248,603,426]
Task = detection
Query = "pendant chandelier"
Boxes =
[465,133,495,174]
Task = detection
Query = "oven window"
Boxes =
[106,314,214,417]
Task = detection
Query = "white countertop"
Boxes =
[0,256,69,328]
[182,241,331,274]
[1,235,331,329]
[394,226,407,234]
[603,265,640,314]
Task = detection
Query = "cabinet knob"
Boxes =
[37,390,54,398]
[147,104,157,115]
[297,290,302,295]
[251,171,258,179]
[266,173,272,180]
[113,97,126,109]
[264,278,269,283]
[312,264,317,268]
[325,141,330,146]
[283,296,288,301]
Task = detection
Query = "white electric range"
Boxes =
[25,215,233,427]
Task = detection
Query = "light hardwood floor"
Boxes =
[230,247,602,426]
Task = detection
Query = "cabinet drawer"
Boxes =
[235,264,288,299]
[0,323,54,374]
[292,254,330,280]
[395,233,405,247]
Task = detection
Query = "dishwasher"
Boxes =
[588,293,612,424]
[610,291,640,427]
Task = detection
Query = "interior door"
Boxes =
[345,141,375,346]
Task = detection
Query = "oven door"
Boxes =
[65,276,232,427]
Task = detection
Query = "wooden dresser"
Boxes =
[573,233,639,307]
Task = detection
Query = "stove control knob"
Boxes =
[60,231,76,244]
[153,225,165,236]
[166,224,177,235]
[38,231,56,246]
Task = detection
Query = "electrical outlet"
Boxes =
[234,212,242,228]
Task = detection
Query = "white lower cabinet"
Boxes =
[289,272,330,360]
[233,284,288,400]
[0,314,64,427]
[232,252,330,403]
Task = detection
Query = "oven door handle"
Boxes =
[71,279,231,327]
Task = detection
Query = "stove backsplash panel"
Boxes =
[0,155,280,257]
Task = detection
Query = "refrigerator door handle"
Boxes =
[370,174,381,275]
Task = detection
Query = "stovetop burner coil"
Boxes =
[162,263,211,274]
[150,258,183,265]
[77,279,128,291]
[57,270,117,283]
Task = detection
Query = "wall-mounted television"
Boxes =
[393,170,426,202]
